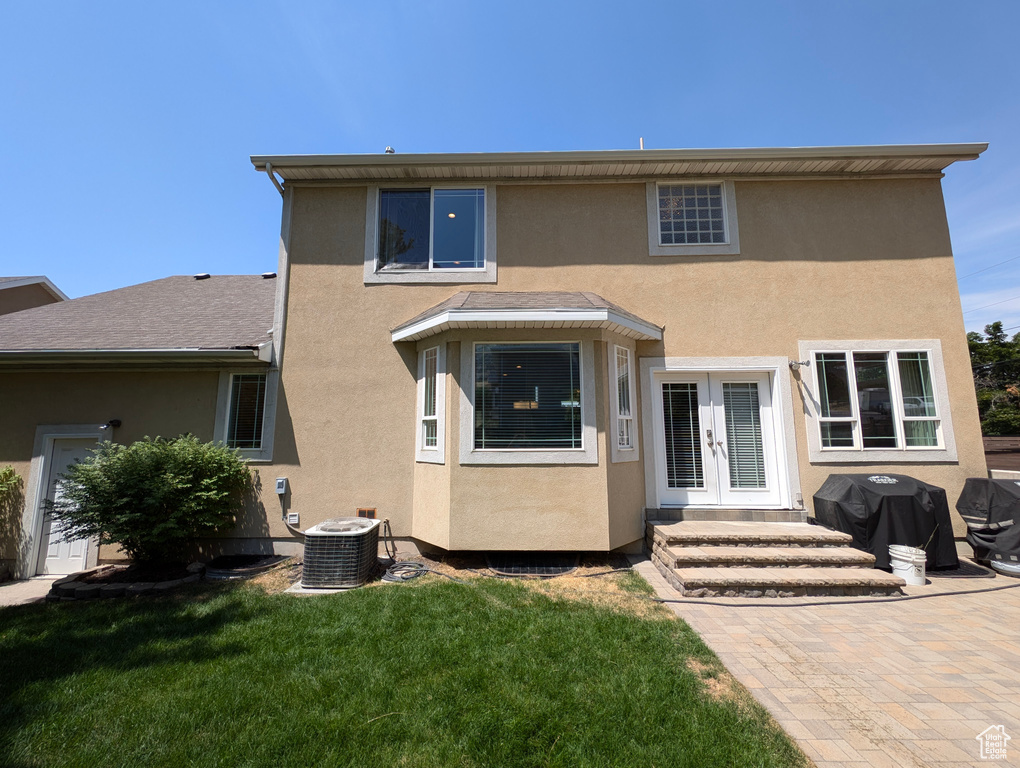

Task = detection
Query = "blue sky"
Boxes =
[1,1,1016,333]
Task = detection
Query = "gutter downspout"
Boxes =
[264,162,285,198]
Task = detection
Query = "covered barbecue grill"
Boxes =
[957,478,1020,569]
[813,474,959,570]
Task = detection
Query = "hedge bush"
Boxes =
[48,436,251,563]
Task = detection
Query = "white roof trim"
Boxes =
[253,143,988,183]
[391,309,663,343]
[0,276,69,301]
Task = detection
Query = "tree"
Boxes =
[969,322,1020,435]
[48,436,251,563]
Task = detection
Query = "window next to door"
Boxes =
[611,345,639,463]
[799,339,958,463]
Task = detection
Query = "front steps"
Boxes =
[647,520,906,597]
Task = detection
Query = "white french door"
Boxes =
[653,371,783,507]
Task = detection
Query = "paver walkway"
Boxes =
[0,577,57,607]
[633,558,1020,768]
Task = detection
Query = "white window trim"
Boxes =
[364,184,497,284]
[646,180,740,257]
[798,339,958,464]
[416,343,446,464]
[459,340,598,465]
[214,369,278,463]
[610,344,639,463]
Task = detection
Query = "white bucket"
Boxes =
[889,545,927,586]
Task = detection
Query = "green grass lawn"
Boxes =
[0,572,807,768]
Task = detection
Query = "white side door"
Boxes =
[35,438,96,575]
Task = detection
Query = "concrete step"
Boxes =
[645,508,806,523]
[663,545,875,569]
[666,566,906,598]
[648,520,853,548]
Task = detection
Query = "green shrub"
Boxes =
[0,465,20,497]
[48,436,251,563]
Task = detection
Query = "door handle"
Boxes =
[706,429,714,447]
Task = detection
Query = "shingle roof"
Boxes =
[391,291,662,342]
[0,275,276,351]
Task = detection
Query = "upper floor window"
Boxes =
[365,186,497,284]
[646,181,740,257]
[379,188,485,271]
[658,184,726,245]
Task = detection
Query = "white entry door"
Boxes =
[653,371,783,507]
[35,437,96,575]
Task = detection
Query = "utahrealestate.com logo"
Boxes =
[976,725,1011,761]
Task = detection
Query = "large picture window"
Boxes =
[474,343,581,450]
[378,188,485,272]
[814,350,940,450]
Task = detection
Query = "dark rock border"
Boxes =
[46,562,206,602]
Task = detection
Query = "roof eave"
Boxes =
[252,142,989,176]
[0,348,266,367]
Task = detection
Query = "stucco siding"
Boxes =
[271,176,984,549]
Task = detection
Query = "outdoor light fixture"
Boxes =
[788,360,810,370]
[448,212,456,218]
[99,419,122,431]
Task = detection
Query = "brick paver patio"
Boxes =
[634,558,1020,767]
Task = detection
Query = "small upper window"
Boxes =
[658,184,726,245]
[227,373,267,450]
[646,181,739,257]
[378,188,485,272]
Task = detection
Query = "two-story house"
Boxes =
[0,144,989,579]
[250,144,987,556]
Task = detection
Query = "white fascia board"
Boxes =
[391,309,662,342]
[0,276,69,301]
[252,143,988,173]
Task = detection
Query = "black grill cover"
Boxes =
[813,474,959,570]
[957,478,1020,564]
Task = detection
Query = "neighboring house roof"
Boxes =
[252,143,987,183]
[0,276,69,301]
[0,276,69,316]
[391,291,663,342]
[0,275,276,365]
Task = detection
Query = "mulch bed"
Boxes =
[78,562,192,584]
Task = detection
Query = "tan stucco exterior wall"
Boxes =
[0,370,224,569]
[272,176,984,550]
[0,283,60,316]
